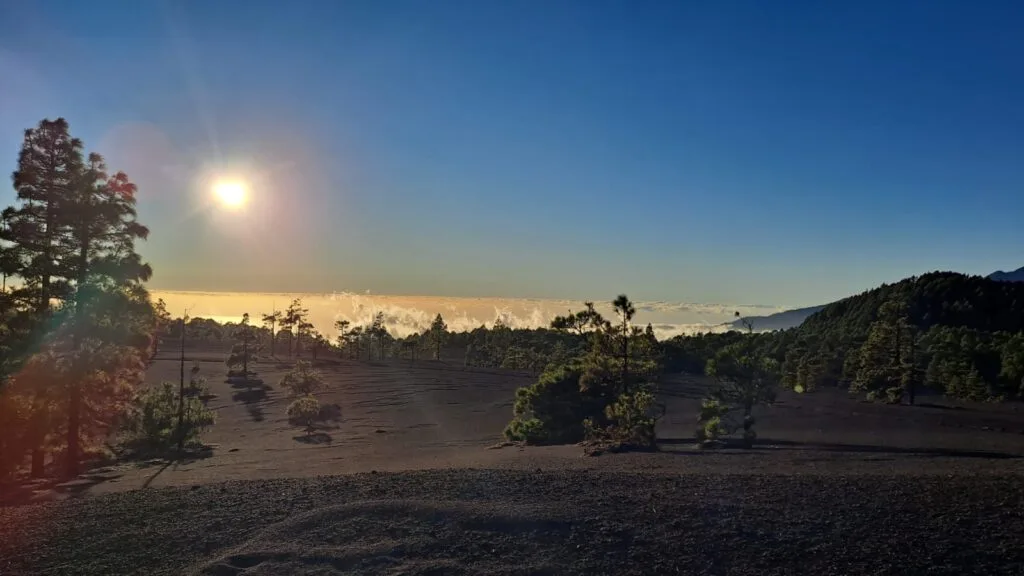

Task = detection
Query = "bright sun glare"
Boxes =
[212,179,249,209]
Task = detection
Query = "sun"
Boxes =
[212,179,249,209]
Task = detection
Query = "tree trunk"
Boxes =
[65,243,89,478]
[622,320,629,395]
[177,317,186,452]
[65,386,81,478]
[31,448,44,478]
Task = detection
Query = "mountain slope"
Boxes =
[732,305,826,331]
[797,271,1024,340]
[988,267,1024,282]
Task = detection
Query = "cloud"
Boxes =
[151,290,768,340]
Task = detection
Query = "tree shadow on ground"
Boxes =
[658,437,1018,459]
[125,445,215,488]
[915,402,967,411]
[0,445,215,506]
[293,432,333,445]
[230,379,273,422]
[1,470,121,506]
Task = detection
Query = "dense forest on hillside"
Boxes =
[664,272,1024,402]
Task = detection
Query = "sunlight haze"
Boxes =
[3,1,1024,307]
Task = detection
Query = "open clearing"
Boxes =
[3,348,1024,574]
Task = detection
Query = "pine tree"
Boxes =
[280,299,307,358]
[348,326,364,360]
[2,119,154,477]
[297,319,314,358]
[7,119,82,316]
[852,299,918,404]
[279,360,325,396]
[612,295,636,394]
[226,313,258,377]
[261,310,281,358]
[430,314,447,360]
[334,319,350,358]
[705,341,779,447]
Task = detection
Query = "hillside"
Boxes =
[760,271,1024,400]
[732,304,826,331]
[988,266,1024,282]
[798,271,1024,339]
[658,271,1024,401]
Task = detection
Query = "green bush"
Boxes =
[502,417,546,443]
[585,389,657,450]
[287,395,321,434]
[127,381,215,451]
[695,397,729,445]
[503,363,600,444]
[280,360,325,397]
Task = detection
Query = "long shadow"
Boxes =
[916,402,968,412]
[1,446,215,506]
[658,437,1019,459]
[293,432,333,445]
[229,379,273,422]
[141,461,172,488]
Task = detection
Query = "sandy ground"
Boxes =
[6,348,1016,498]
[3,349,1024,574]
[8,348,1024,499]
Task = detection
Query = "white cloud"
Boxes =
[152,290,772,340]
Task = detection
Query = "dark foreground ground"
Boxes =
[3,349,1024,574]
[3,468,1023,575]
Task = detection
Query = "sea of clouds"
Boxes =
[151,291,785,341]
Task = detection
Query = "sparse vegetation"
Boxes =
[226,313,258,378]
[504,295,661,452]
[280,360,325,397]
[430,314,447,360]
[286,395,322,435]
[698,342,779,447]
[126,381,216,453]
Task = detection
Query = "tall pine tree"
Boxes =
[852,299,919,404]
[2,118,154,477]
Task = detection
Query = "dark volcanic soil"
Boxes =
[3,352,1024,574]
[3,469,1023,575]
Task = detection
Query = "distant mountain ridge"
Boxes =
[731,304,826,331]
[988,266,1024,282]
[732,266,1024,332]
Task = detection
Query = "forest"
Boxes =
[3,117,1024,483]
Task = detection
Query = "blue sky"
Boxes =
[3,1,1024,308]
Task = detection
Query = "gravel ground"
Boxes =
[3,468,1024,575]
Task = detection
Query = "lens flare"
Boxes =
[212,179,248,209]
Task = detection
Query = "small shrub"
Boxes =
[741,414,757,448]
[280,360,325,397]
[287,395,321,434]
[126,381,216,452]
[503,363,600,444]
[585,389,657,451]
[695,398,729,445]
[503,417,546,443]
[884,386,904,404]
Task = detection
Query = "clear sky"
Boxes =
[3,1,1024,308]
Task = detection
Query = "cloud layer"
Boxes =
[152,290,785,341]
